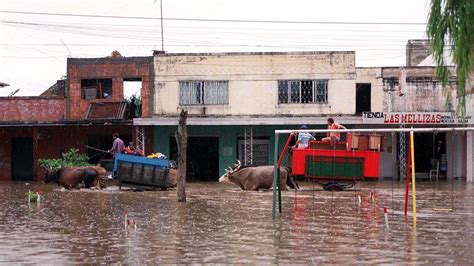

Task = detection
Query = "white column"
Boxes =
[446,132,453,179]
[467,131,474,182]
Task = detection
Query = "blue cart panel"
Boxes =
[113,153,170,189]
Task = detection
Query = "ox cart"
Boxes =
[113,153,172,190]
[287,133,382,191]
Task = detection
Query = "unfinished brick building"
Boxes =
[0,55,153,181]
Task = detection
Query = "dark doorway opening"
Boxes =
[87,134,131,164]
[413,132,446,173]
[11,137,33,181]
[169,136,219,181]
[356,83,371,113]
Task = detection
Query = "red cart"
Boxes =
[283,133,382,191]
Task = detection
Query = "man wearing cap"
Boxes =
[293,125,315,149]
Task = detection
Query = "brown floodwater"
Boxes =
[0,180,473,264]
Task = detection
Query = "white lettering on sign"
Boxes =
[362,112,473,125]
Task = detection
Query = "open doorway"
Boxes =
[413,132,446,174]
[11,137,33,181]
[124,78,142,119]
[356,83,371,113]
[169,136,219,181]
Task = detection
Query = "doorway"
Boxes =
[169,136,219,181]
[124,78,142,119]
[11,137,33,181]
[356,83,371,113]
[413,132,446,173]
[237,137,270,166]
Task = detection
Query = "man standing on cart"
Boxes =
[108,133,125,157]
[322,118,346,148]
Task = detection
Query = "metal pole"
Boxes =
[160,0,164,51]
[404,138,411,216]
[275,127,474,135]
[410,130,417,225]
[272,134,280,220]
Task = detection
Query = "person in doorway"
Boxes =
[322,118,346,148]
[129,98,137,119]
[108,133,125,156]
[293,125,315,149]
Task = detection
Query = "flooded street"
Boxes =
[0,180,473,264]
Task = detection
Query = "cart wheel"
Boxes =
[322,182,345,191]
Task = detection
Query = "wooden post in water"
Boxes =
[176,109,188,202]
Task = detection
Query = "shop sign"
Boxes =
[362,112,473,124]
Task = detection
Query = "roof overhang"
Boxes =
[0,120,132,127]
[134,116,363,126]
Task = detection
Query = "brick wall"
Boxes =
[67,57,153,120]
[0,125,134,181]
[0,97,65,122]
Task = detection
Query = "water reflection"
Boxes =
[0,180,472,264]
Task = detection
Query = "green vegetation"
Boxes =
[427,0,474,116]
[39,148,91,169]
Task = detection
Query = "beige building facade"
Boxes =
[152,51,357,117]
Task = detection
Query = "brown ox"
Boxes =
[43,166,107,190]
[219,160,297,191]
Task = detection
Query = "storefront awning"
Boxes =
[134,116,363,126]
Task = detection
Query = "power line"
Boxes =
[0,19,429,33]
[0,10,427,26]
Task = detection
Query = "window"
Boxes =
[278,80,328,104]
[237,138,270,166]
[179,81,229,105]
[81,79,112,99]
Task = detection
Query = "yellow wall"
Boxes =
[153,52,356,116]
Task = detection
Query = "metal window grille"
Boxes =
[278,80,328,104]
[179,81,228,105]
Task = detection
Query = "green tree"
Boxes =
[427,0,474,116]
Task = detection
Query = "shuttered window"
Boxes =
[179,81,229,105]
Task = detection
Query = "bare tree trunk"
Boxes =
[175,109,188,202]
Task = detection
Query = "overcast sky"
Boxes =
[0,0,431,96]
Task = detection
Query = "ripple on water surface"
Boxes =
[0,181,473,264]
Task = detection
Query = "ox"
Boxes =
[219,160,298,191]
[43,165,107,190]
